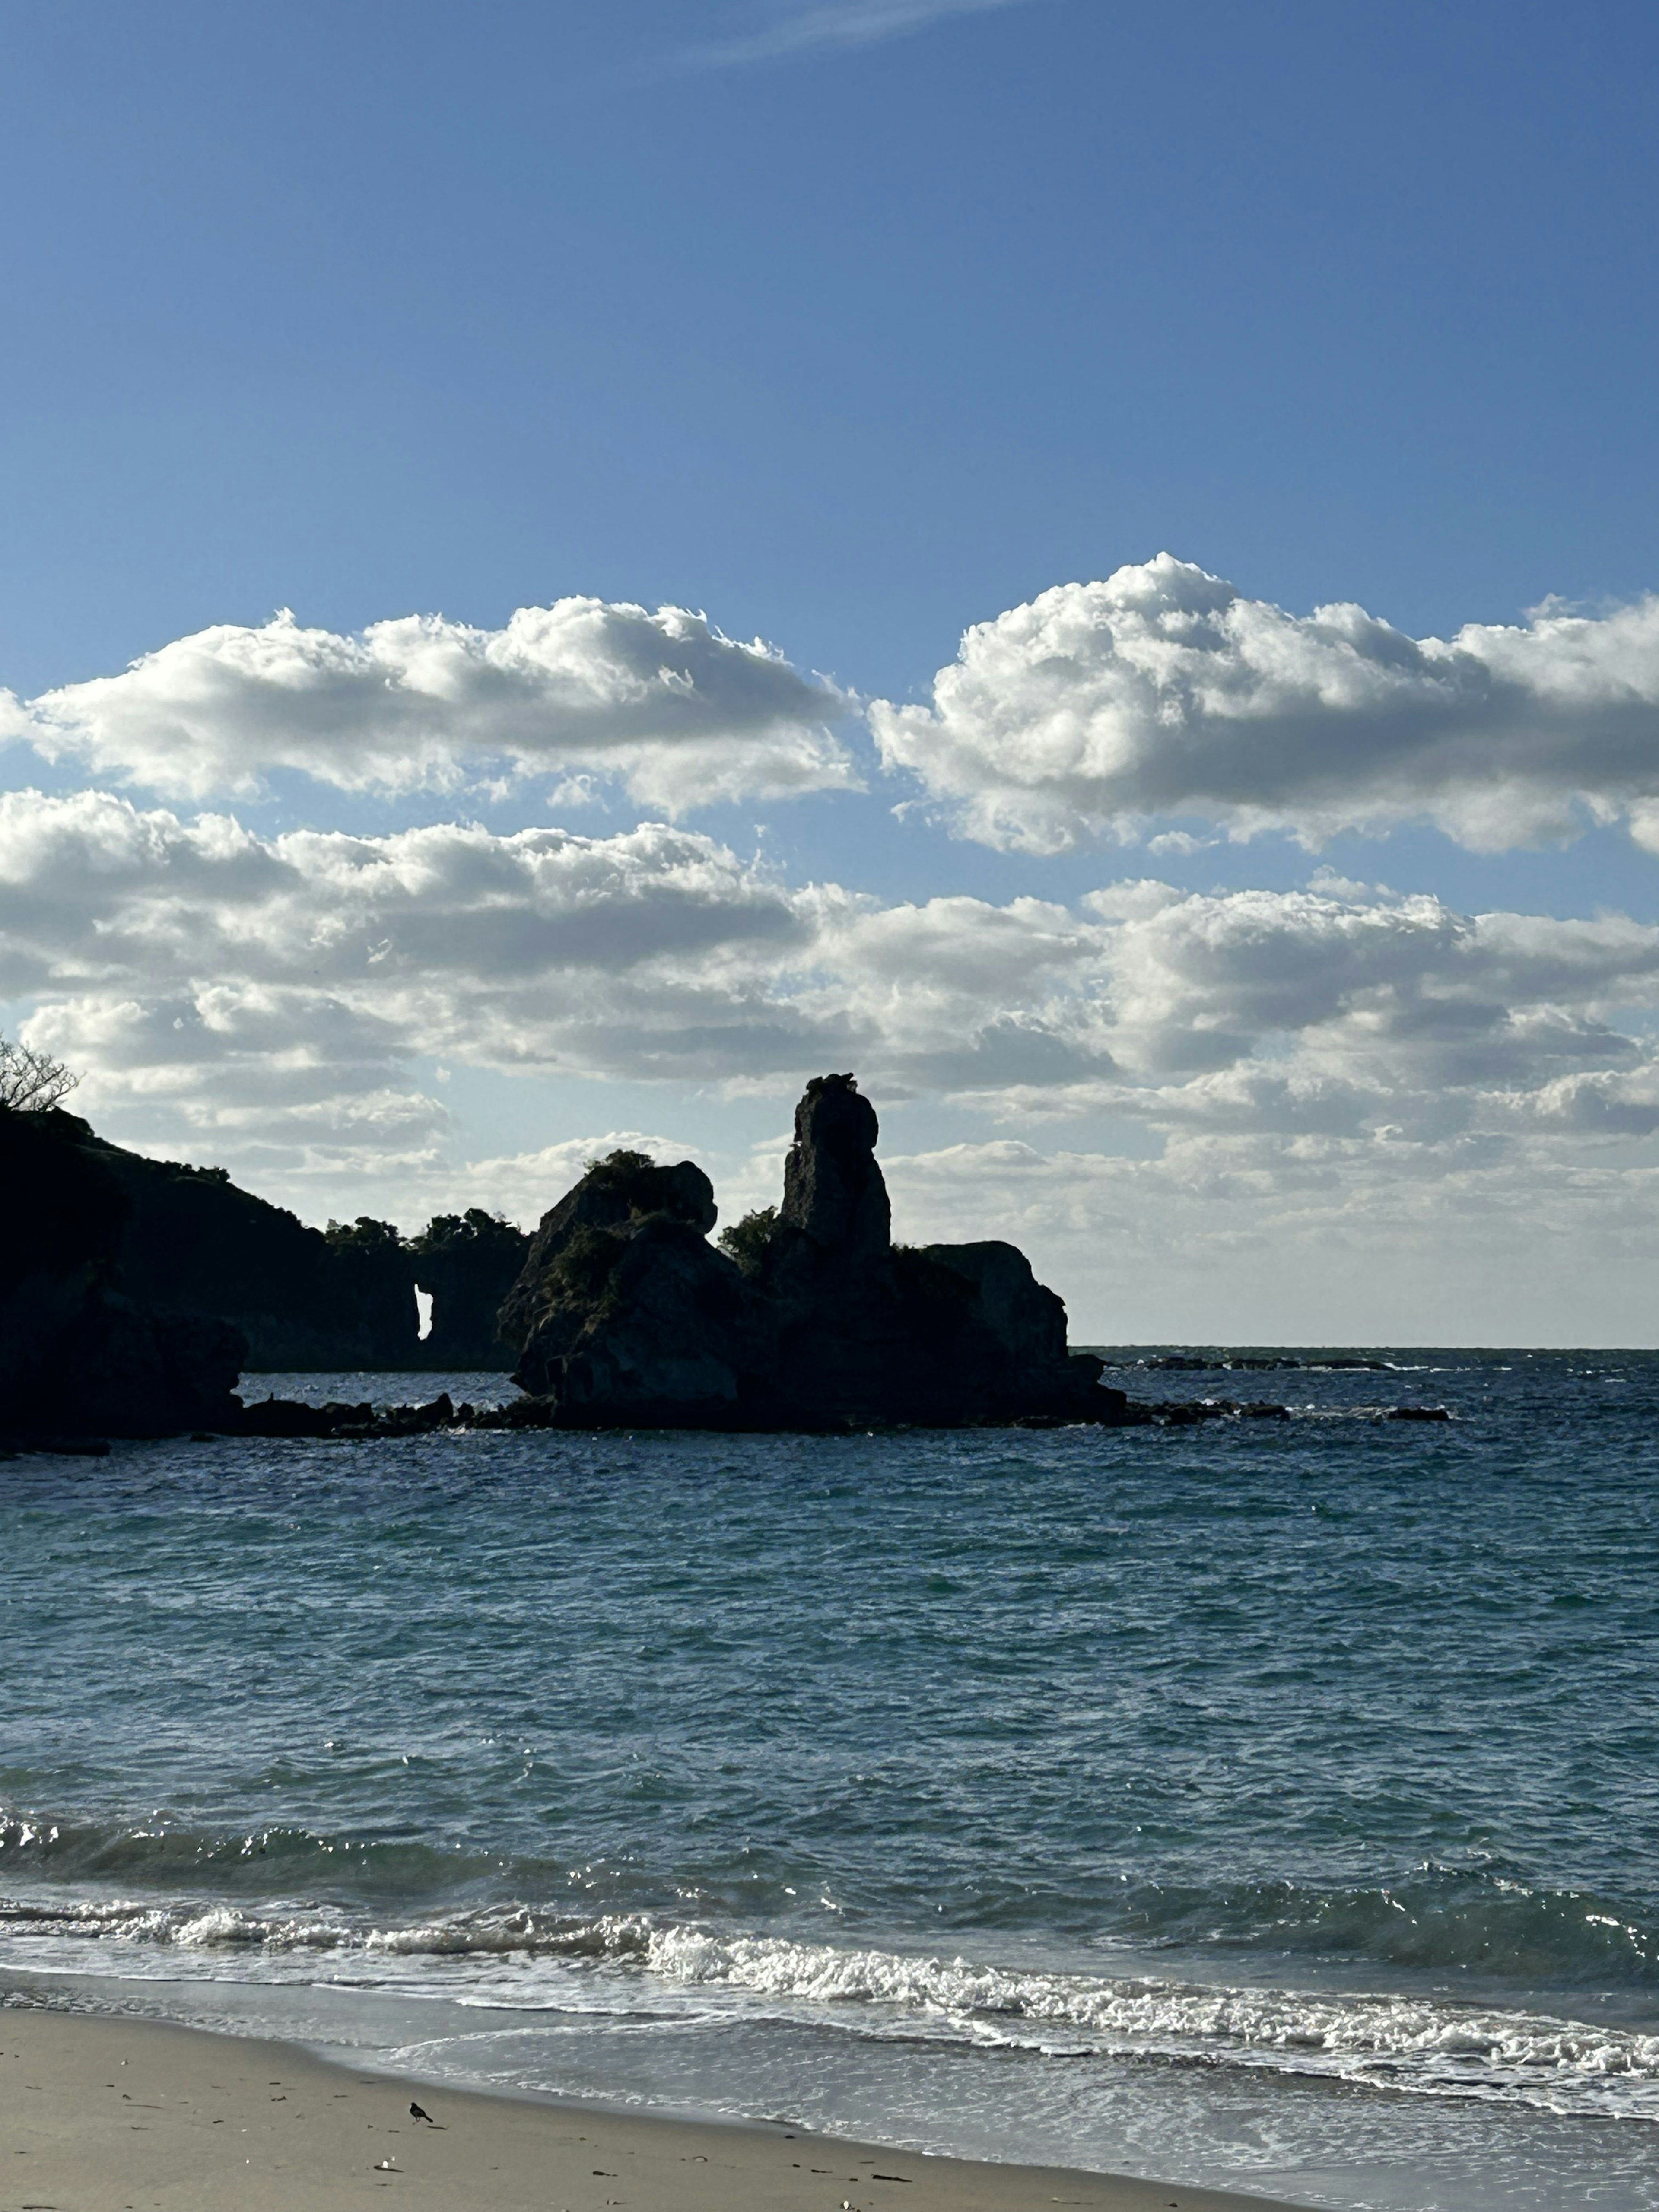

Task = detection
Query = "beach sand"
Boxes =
[0,2004,1310,2212]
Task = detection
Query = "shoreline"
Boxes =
[0,1999,1314,2212]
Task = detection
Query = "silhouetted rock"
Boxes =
[0,1104,246,1437]
[239,1396,375,1437]
[234,1389,479,1440]
[317,1217,423,1367]
[38,1133,413,1370]
[73,1139,418,1370]
[499,1150,766,1422]
[470,1392,559,1430]
[779,1074,890,1259]
[499,1075,1132,1430]
[0,1099,541,1389]
[409,1211,531,1368]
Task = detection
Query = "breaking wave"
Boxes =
[642,1926,1659,2118]
[6,1815,1659,2122]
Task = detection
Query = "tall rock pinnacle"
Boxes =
[778,1073,891,1260]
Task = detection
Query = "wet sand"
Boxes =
[0,2004,1310,2212]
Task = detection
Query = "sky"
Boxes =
[4,0,1659,1344]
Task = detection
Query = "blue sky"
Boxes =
[4,0,1659,1341]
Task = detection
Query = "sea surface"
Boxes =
[3,1351,1659,2211]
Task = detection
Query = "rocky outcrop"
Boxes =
[0,1105,246,1437]
[0,1106,543,1437]
[781,1073,890,1259]
[409,1211,532,1369]
[238,1390,463,1439]
[499,1150,763,1423]
[44,1130,420,1371]
[498,1075,1127,1429]
[0,1106,531,1387]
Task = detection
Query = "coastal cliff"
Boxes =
[0,1105,245,1437]
[0,1106,528,1435]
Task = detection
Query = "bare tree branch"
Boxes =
[0,1037,80,1112]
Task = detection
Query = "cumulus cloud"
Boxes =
[0,600,855,809]
[1081,882,1659,1093]
[23,558,1659,856]
[0,792,1114,1127]
[871,553,1659,853]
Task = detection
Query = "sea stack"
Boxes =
[498,1072,1125,1429]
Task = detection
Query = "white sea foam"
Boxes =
[639,1926,1659,2114]
[6,1894,1659,2120]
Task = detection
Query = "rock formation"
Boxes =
[0,1104,246,1437]
[498,1074,1127,1429]
[0,1106,535,1435]
[0,1104,531,1379]
[408,1211,532,1368]
[499,1150,759,1423]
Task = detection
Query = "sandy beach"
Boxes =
[0,2005,1309,2212]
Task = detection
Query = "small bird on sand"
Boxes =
[410,2101,435,2123]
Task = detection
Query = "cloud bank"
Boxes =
[2,601,855,810]
[10,789,1659,1281]
[11,541,1659,1336]
[872,554,1659,853]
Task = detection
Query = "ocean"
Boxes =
[3,1351,1658,2212]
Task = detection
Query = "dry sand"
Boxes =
[0,2004,1310,2212]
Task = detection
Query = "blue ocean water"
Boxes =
[3,1351,1659,2211]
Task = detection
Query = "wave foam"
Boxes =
[642,1926,1659,2113]
[5,1881,1659,2120]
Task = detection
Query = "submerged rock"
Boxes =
[498,1074,1131,1431]
[238,1396,375,1438]
[233,1391,473,1440]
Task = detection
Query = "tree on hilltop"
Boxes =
[0,1036,80,1113]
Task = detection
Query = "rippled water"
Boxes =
[3,1351,1659,2210]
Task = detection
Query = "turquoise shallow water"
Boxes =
[3,1350,1659,2210]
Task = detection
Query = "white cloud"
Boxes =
[1,600,856,810]
[870,553,1659,854]
[692,0,1030,67]
[1082,884,1659,1089]
[10,789,1659,1138]
[880,1135,1659,1344]
[13,785,1659,1334]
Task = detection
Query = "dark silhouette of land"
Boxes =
[0,1104,524,1436]
[496,1072,1126,1428]
[11,1074,1449,1440]
[0,1073,1132,1437]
